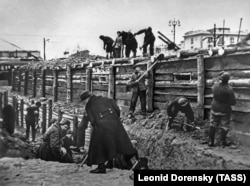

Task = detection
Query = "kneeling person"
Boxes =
[37,119,73,163]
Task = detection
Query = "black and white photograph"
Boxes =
[0,0,250,185]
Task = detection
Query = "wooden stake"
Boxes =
[53,70,58,102]
[42,103,47,134]
[66,65,72,103]
[24,70,28,96]
[108,66,115,99]
[32,70,37,98]
[73,111,78,146]
[197,54,205,119]
[20,99,24,127]
[48,99,52,127]
[0,92,2,118]
[86,68,92,92]
[146,60,154,112]
[11,69,15,91]
[18,70,21,92]
[3,91,8,107]
[41,69,46,97]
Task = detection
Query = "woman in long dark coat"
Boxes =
[80,91,136,174]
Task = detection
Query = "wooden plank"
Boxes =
[115,80,128,85]
[155,80,197,88]
[204,53,250,71]
[115,66,134,75]
[197,54,205,119]
[115,92,132,101]
[72,82,86,89]
[154,94,197,103]
[205,88,250,100]
[92,90,108,97]
[92,83,109,91]
[155,58,197,73]
[115,74,130,80]
[206,70,250,79]
[115,85,128,92]
[155,74,174,81]
[206,79,250,88]
[154,87,197,96]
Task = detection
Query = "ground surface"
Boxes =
[1,86,250,185]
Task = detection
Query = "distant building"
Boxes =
[70,50,89,58]
[183,28,248,50]
[0,50,41,59]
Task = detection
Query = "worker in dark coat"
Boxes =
[79,91,136,174]
[1,104,15,135]
[134,27,155,56]
[99,35,114,59]
[120,31,138,57]
[209,72,236,147]
[127,65,150,118]
[37,119,73,163]
[167,97,195,130]
[25,101,41,142]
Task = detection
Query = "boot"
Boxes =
[90,163,106,174]
[221,129,229,147]
[105,160,113,169]
[208,126,216,147]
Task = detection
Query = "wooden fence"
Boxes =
[10,52,250,147]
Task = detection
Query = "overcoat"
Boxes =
[83,95,136,166]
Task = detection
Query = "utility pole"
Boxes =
[222,20,225,46]
[213,24,216,47]
[43,38,46,60]
[169,18,181,43]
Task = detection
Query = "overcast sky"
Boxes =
[0,0,250,59]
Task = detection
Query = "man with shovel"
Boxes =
[166,97,195,131]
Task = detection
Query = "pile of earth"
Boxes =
[122,110,250,169]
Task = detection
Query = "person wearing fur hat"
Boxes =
[167,97,195,130]
[79,91,137,174]
[208,71,236,147]
[37,118,73,163]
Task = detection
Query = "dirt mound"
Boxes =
[0,129,35,159]
[123,110,250,169]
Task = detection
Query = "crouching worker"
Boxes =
[79,91,137,174]
[167,97,195,131]
[37,119,73,163]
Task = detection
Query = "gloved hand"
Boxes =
[60,147,67,157]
